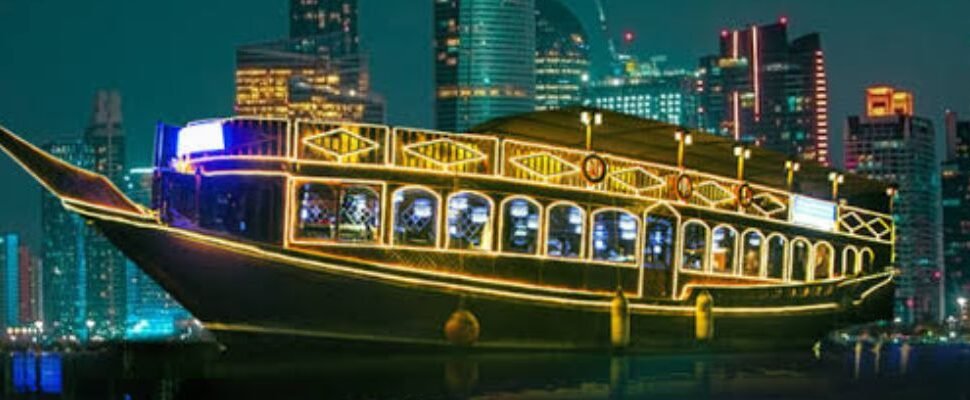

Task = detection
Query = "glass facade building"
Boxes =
[943,111,970,316]
[845,88,942,323]
[435,0,536,132]
[698,19,830,166]
[289,0,358,52]
[534,0,589,111]
[585,74,700,127]
[0,233,19,329]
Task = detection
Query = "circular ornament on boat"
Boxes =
[582,154,608,184]
[675,174,693,201]
[444,309,480,346]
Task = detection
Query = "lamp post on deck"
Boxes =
[674,130,693,170]
[785,160,800,191]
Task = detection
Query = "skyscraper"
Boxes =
[942,110,970,316]
[41,138,93,340]
[289,0,358,52]
[534,0,589,111]
[0,233,19,329]
[82,90,128,340]
[699,18,830,166]
[17,244,38,324]
[435,0,536,132]
[123,168,191,340]
[585,56,702,128]
[845,86,942,323]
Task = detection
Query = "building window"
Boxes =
[681,221,708,271]
[591,210,638,264]
[546,203,583,258]
[711,225,737,274]
[643,211,677,270]
[741,230,765,277]
[447,191,493,251]
[392,187,439,247]
[501,197,541,254]
[296,183,380,243]
[766,234,786,280]
[790,239,811,281]
[813,242,834,280]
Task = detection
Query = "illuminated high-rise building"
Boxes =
[235,35,384,124]
[17,244,38,324]
[123,168,191,340]
[0,233,19,329]
[845,87,942,323]
[289,0,358,52]
[585,56,702,128]
[942,110,970,316]
[82,90,128,340]
[41,138,93,339]
[534,0,589,111]
[699,18,830,166]
[435,0,536,132]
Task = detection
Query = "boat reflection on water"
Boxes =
[0,343,968,399]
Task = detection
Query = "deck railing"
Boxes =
[179,118,891,242]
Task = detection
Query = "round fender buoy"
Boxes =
[444,308,480,346]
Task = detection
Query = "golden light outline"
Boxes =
[507,152,580,181]
[739,228,769,279]
[588,207,642,267]
[402,138,488,170]
[497,195,544,256]
[443,189,496,252]
[678,219,711,274]
[608,167,666,195]
[388,185,444,249]
[709,224,740,275]
[543,201,587,260]
[765,233,789,281]
[287,177,388,247]
[301,127,381,162]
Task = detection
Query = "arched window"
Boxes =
[337,186,381,243]
[790,238,811,281]
[447,191,493,251]
[392,187,439,247]
[860,248,875,274]
[813,242,834,280]
[643,206,678,270]
[842,246,859,277]
[711,225,738,274]
[766,234,787,280]
[501,197,541,254]
[297,183,338,240]
[681,221,708,271]
[592,209,638,264]
[741,230,765,277]
[546,203,584,258]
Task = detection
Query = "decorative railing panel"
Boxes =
[295,121,388,165]
[391,128,498,175]
[838,205,892,241]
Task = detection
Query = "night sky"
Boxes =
[1,0,968,246]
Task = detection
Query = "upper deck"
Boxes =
[156,110,892,246]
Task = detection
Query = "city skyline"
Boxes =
[1,0,968,247]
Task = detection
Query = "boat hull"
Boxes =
[92,215,894,352]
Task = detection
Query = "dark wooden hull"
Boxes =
[90,214,894,352]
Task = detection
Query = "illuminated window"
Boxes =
[643,211,677,270]
[447,192,493,251]
[546,203,584,258]
[296,183,338,240]
[501,197,541,254]
[681,221,708,271]
[766,235,786,280]
[842,246,858,276]
[337,186,381,243]
[741,230,765,277]
[813,242,834,280]
[790,239,811,281]
[392,187,439,247]
[710,225,737,274]
[592,210,638,264]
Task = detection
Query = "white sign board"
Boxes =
[791,195,837,231]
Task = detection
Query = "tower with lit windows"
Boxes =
[845,86,942,323]
[534,0,589,111]
[698,18,830,166]
[289,0,358,52]
[942,110,970,317]
[434,0,536,132]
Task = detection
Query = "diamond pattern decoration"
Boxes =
[751,193,787,217]
[403,138,487,169]
[303,128,380,161]
[509,152,580,180]
[838,211,867,233]
[608,167,665,195]
[693,181,735,206]
[867,217,892,239]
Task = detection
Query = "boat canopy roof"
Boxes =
[472,107,889,212]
